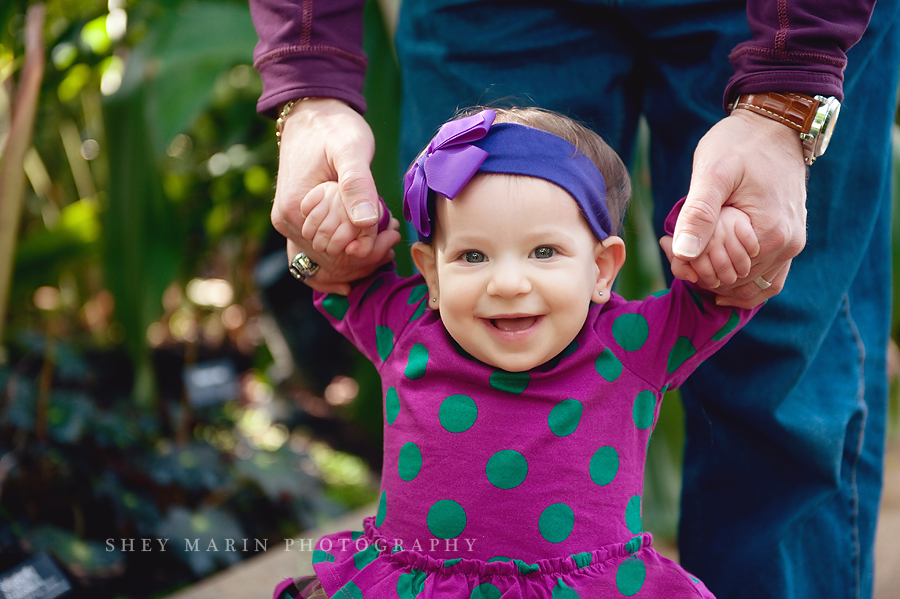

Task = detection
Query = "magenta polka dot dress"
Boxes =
[302,269,757,599]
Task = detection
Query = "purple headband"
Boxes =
[402,109,612,243]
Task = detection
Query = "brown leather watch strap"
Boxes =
[727,92,819,134]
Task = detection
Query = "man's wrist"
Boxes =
[276,98,310,146]
[726,92,841,165]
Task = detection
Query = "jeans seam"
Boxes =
[841,293,866,599]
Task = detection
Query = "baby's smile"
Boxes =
[489,315,539,332]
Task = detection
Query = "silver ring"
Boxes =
[753,275,771,290]
[289,252,319,282]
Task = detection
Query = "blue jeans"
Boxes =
[395,0,900,597]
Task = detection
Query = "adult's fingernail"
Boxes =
[673,232,701,258]
[351,202,378,224]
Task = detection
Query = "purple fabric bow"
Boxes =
[403,110,497,239]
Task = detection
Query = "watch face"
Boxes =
[812,96,841,157]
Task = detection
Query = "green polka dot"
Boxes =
[572,552,592,568]
[312,550,335,564]
[353,544,379,570]
[375,491,387,526]
[690,576,700,583]
[589,446,619,486]
[322,294,349,320]
[410,301,428,322]
[539,503,575,543]
[650,288,670,298]
[667,336,696,374]
[397,568,428,599]
[615,558,646,596]
[687,287,706,313]
[489,370,530,394]
[439,395,477,433]
[611,313,649,351]
[625,536,642,555]
[632,391,655,430]
[712,310,740,341]
[486,450,528,489]
[443,558,461,568]
[595,348,623,382]
[552,578,580,599]
[376,326,394,362]
[398,442,423,481]
[625,495,642,534]
[548,399,583,437]
[360,277,384,305]
[405,343,429,379]
[514,559,539,574]
[337,581,363,599]
[408,284,428,305]
[386,387,400,425]
[351,530,364,540]
[470,583,502,599]
[427,499,467,539]
[487,556,512,563]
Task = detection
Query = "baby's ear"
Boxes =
[411,242,440,309]
[592,236,626,304]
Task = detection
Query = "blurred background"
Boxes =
[0,1,898,597]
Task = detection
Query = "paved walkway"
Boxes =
[169,440,900,599]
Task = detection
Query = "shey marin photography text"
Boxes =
[105,537,480,553]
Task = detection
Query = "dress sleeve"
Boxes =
[596,283,760,391]
[592,198,761,389]
[312,267,432,368]
[249,0,368,117]
[724,0,876,106]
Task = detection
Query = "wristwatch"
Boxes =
[727,92,841,165]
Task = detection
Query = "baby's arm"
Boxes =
[301,181,388,258]
[661,205,759,289]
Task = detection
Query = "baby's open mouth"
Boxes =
[491,316,537,332]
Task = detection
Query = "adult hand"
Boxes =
[286,216,402,296]
[274,98,381,258]
[670,109,808,308]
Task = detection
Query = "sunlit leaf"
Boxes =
[80,15,111,55]
[23,526,125,579]
[57,62,92,102]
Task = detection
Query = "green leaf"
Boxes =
[156,506,246,576]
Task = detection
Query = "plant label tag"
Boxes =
[0,554,71,599]
[183,358,239,407]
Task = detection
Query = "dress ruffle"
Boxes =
[305,518,713,598]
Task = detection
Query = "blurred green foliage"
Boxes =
[0,0,383,594]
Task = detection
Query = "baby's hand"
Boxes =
[300,181,384,257]
[661,206,760,289]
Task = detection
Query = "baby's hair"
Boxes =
[454,106,632,237]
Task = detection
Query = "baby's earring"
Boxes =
[598,291,604,297]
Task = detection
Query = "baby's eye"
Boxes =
[464,251,486,263]
[531,246,555,259]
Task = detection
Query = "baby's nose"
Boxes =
[486,262,532,298]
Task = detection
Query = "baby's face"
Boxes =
[420,174,609,372]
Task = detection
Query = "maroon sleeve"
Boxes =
[250,0,368,118]
[724,0,876,107]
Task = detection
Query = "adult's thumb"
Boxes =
[337,159,380,227]
[673,185,725,259]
